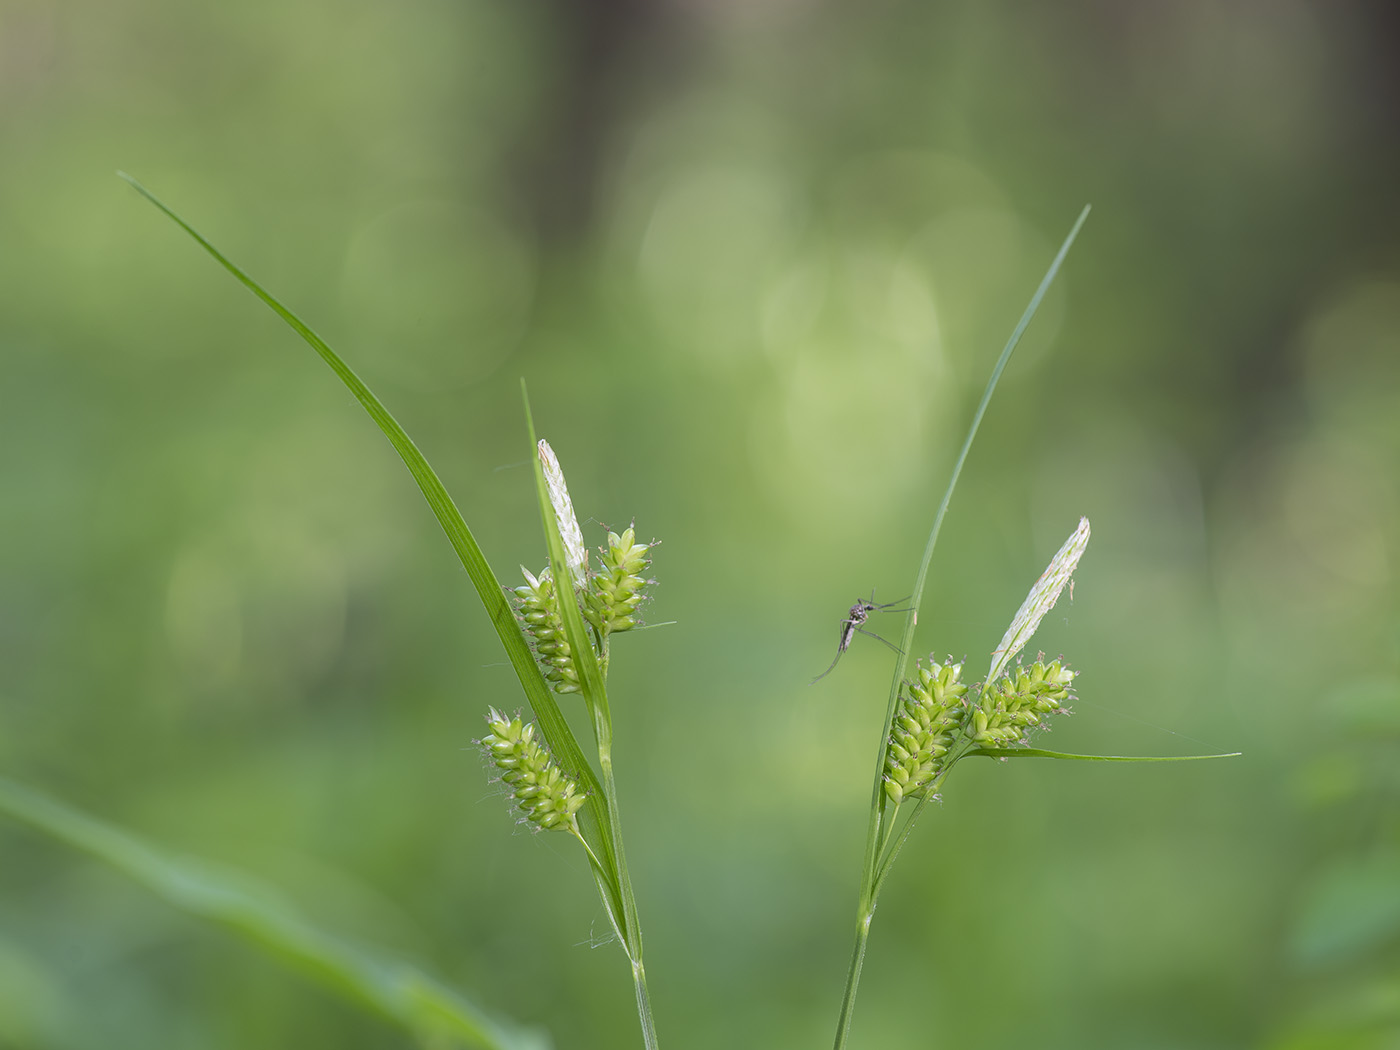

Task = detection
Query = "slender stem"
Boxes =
[873,744,971,895]
[573,826,601,869]
[631,956,659,1050]
[878,808,899,860]
[597,722,660,1050]
[835,757,962,1050]
[835,785,889,1050]
[832,901,875,1050]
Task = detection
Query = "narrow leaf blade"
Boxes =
[120,173,620,931]
[967,747,1241,762]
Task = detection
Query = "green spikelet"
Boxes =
[590,526,653,635]
[480,708,586,832]
[883,659,970,805]
[513,566,581,693]
[972,656,1076,747]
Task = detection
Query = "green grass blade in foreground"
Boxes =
[968,747,1242,761]
[117,173,615,872]
[0,778,547,1050]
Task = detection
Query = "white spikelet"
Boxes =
[537,439,588,591]
[988,517,1090,683]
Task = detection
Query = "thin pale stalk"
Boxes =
[832,206,1090,1050]
[597,712,660,1050]
[872,741,972,896]
[832,904,875,1050]
[832,744,967,1050]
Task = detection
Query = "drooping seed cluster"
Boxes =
[884,659,969,805]
[480,708,586,832]
[514,528,655,693]
[970,658,1075,747]
[884,655,1076,807]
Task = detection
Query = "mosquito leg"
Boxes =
[854,626,905,655]
[809,651,845,685]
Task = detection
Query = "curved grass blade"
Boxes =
[967,747,1242,762]
[0,778,547,1050]
[117,172,625,945]
[889,205,1092,722]
[870,205,1093,850]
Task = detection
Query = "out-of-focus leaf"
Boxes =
[0,778,549,1050]
[0,934,65,1045]
[1329,677,1400,736]
[1266,973,1400,1049]
[1291,850,1400,970]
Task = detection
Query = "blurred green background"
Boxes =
[2,0,1398,1046]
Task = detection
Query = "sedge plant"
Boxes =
[825,206,1237,1049]
[75,176,1239,1050]
[113,172,662,1048]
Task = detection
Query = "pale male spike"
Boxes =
[536,438,588,591]
[987,517,1090,684]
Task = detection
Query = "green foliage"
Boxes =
[830,216,1239,1049]
[0,779,546,1050]
[4,11,1394,1041]
[0,184,1242,1050]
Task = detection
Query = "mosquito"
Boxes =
[810,592,912,684]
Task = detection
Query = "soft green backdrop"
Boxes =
[2,0,1398,1047]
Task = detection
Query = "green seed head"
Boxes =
[974,655,1076,747]
[883,658,969,805]
[591,526,654,635]
[480,708,586,832]
[513,566,581,693]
